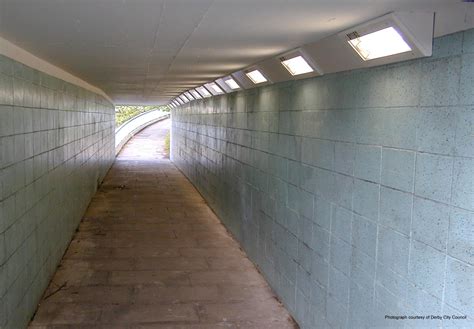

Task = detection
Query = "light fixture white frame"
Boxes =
[347,26,411,61]
[339,12,433,66]
[215,76,243,93]
[280,55,313,75]
[245,68,269,84]
[278,48,323,78]
[224,77,240,90]
[184,91,195,100]
[179,94,189,103]
[190,89,202,99]
[176,98,184,105]
[205,82,225,95]
[280,55,312,76]
[196,86,212,98]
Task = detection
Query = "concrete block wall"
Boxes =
[171,30,474,329]
[0,55,115,328]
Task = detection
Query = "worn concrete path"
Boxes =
[29,119,297,329]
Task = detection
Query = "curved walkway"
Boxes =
[29,120,297,329]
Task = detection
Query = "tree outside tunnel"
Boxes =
[115,105,170,127]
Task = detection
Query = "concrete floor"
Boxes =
[28,119,297,329]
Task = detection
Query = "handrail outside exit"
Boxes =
[115,110,170,155]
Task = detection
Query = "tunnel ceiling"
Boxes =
[0,0,469,105]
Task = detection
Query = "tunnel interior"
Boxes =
[0,1,473,329]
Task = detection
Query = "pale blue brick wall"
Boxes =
[0,55,115,329]
[171,30,474,329]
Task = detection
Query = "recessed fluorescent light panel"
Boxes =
[184,91,194,100]
[280,55,314,76]
[209,82,224,94]
[197,86,211,98]
[176,98,184,105]
[191,89,202,99]
[179,95,189,103]
[246,69,267,84]
[338,12,433,66]
[224,78,240,90]
[347,26,411,61]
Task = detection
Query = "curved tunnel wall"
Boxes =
[171,30,474,329]
[0,55,115,328]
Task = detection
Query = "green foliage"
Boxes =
[115,105,170,127]
[164,131,170,158]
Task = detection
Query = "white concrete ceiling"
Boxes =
[0,0,469,104]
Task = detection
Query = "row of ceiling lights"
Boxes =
[168,12,431,108]
[167,54,318,106]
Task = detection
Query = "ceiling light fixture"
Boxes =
[224,78,240,90]
[280,55,314,75]
[347,26,412,61]
[184,91,195,100]
[197,86,211,98]
[191,90,202,99]
[209,82,224,94]
[246,69,267,84]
